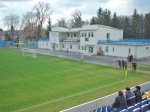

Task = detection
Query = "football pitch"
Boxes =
[0,48,150,112]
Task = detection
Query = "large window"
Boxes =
[107,33,110,40]
[70,45,72,49]
[82,33,84,37]
[62,44,64,48]
[82,46,84,50]
[129,48,131,53]
[85,33,87,37]
[85,38,89,41]
[91,32,94,37]
[112,47,114,52]
[105,47,109,52]
[88,32,90,37]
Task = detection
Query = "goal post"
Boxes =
[22,48,37,59]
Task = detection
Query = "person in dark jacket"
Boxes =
[118,60,121,68]
[133,86,142,103]
[122,59,125,69]
[125,87,135,106]
[111,91,127,111]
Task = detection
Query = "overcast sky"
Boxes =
[0,0,150,29]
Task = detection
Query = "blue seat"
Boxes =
[141,104,149,112]
[127,106,134,112]
[120,109,126,112]
[134,103,140,109]
[95,107,101,112]
[141,100,147,106]
[101,106,107,112]
[106,105,111,112]
[133,108,140,112]
[147,98,150,103]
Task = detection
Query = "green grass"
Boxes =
[0,47,150,112]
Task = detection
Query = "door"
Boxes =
[89,47,93,53]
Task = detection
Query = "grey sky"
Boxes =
[0,0,150,29]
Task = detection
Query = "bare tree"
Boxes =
[33,1,51,38]
[23,11,37,40]
[3,14,20,40]
[71,10,83,28]
[58,18,67,27]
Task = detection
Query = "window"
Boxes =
[88,32,90,37]
[68,33,69,37]
[91,32,94,37]
[105,47,109,52]
[82,33,84,37]
[46,43,48,47]
[78,45,80,49]
[62,44,64,48]
[85,46,86,50]
[112,47,114,52]
[107,33,110,40]
[56,44,58,48]
[146,47,149,50]
[70,45,72,49]
[85,33,86,37]
[129,48,131,53]
[85,38,89,41]
[82,46,84,50]
[74,33,76,37]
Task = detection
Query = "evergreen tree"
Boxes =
[111,12,120,28]
[90,17,98,25]
[46,16,52,38]
[144,13,150,39]
[97,7,103,24]
[123,16,131,39]
[131,9,140,38]
[102,9,111,26]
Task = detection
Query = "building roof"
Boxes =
[98,39,150,45]
[51,24,123,33]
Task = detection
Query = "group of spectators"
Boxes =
[111,86,142,111]
[118,59,127,69]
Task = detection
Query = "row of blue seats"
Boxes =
[92,98,150,112]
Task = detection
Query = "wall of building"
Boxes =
[98,44,136,58]
[96,26,123,41]
[137,45,150,58]
[49,32,60,50]
[60,42,80,52]
[38,41,50,49]
[98,44,150,59]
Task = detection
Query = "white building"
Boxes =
[98,40,150,59]
[38,25,150,59]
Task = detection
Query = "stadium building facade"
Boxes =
[38,25,150,59]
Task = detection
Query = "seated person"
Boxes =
[133,86,142,103]
[125,87,135,106]
[143,89,150,99]
[111,91,127,111]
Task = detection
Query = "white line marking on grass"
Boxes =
[14,80,125,112]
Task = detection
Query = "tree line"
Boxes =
[90,8,150,39]
[3,2,150,40]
